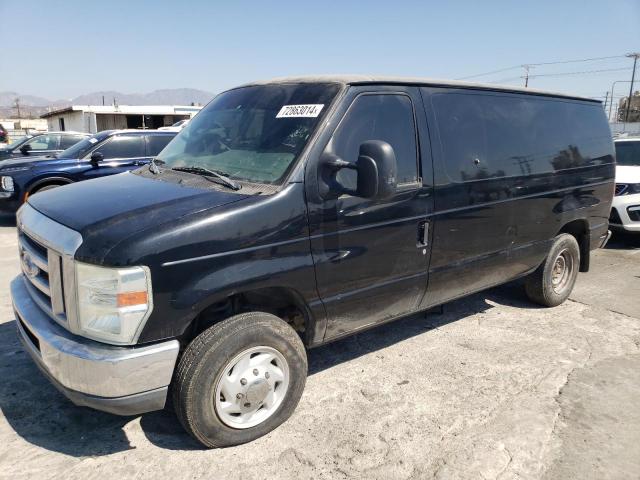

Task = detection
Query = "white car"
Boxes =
[158,119,189,131]
[610,137,640,232]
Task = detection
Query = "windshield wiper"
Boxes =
[149,157,165,174]
[171,166,241,191]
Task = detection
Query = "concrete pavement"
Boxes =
[0,215,638,480]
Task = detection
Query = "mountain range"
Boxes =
[0,88,215,108]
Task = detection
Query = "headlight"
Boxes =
[1,176,14,192]
[628,183,640,194]
[76,262,153,344]
[616,183,640,196]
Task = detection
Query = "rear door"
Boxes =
[77,134,147,181]
[307,85,434,341]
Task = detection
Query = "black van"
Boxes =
[11,76,614,448]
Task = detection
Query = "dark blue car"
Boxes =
[0,129,176,213]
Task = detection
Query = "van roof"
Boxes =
[240,75,599,103]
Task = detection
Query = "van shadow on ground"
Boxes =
[604,231,640,250]
[0,282,532,455]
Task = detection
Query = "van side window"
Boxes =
[431,92,612,182]
[96,136,146,159]
[329,94,418,186]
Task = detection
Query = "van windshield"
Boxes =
[157,83,340,184]
[615,141,640,166]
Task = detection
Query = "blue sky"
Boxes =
[1,0,638,102]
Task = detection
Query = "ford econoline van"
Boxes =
[11,76,615,447]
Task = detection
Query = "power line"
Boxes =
[528,67,635,78]
[456,66,521,80]
[456,54,628,80]
[528,54,627,66]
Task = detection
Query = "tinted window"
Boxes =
[59,135,86,149]
[615,141,640,166]
[328,94,418,186]
[431,91,613,182]
[25,134,59,151]
[96,135,145,159]
[147,134,175,156]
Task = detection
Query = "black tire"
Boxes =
[172,312,307,448]
[525,233,580,307]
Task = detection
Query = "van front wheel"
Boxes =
[525,233,580,307]
[172,312,307,448]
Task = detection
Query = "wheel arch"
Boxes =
[557,218,590,272]
[26,175,74,198]
[182,285,321,347]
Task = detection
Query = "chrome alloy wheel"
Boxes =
[214,346,290,429]
[551,248,573,294]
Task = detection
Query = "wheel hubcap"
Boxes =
[551,248,573,293]
[214,346,289,429]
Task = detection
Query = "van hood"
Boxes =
[27,171,250,261]
[615,165,640,184]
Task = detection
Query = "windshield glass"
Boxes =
[59,131,111,158]
[615,141,640,166]
[158,83,340,184]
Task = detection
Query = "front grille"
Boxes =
[18,228,67,326]
[615,184,628,196]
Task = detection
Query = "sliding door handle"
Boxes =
[417,220,429,247]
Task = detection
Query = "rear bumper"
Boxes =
[12,276,180,416]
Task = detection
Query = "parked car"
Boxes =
[158,119,189,131]
[11,76,614,448]
[0,125,8,145]
[0,131,90,161]
[610,136,640,232]
[0,129,176,213]
[0,134,33,151]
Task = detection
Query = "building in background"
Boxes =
[40,105,202,133]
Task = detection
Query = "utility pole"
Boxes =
[624,53,639,123]
[13,98,21,119]
[522,65,534,88]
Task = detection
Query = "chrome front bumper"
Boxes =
[12,276,180,416]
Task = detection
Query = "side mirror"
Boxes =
[357,140,397,199]
[318,140,397,200]
[20,144,32,155]
[90,151,104,164]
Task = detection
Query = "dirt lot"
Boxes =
[0,214,638,480]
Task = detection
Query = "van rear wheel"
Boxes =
[525,233,580,307]
[172,312,307,448]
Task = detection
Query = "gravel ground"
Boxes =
[0,214,638,480]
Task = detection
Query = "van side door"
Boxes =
[420,87,535,306]
[306,85,434,341]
